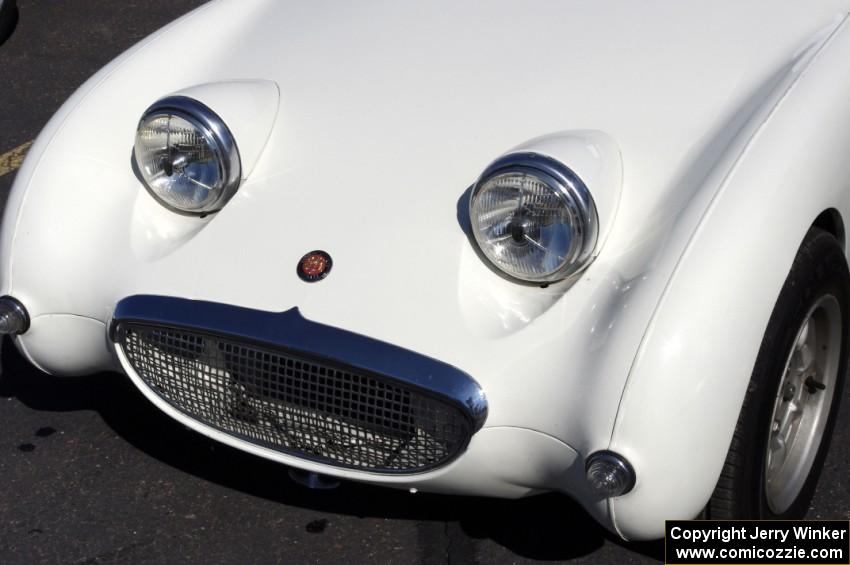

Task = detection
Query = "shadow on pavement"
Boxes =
[0,338,663,562]
[0,0,19,47]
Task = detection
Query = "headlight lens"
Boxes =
[469,153,598,283]
[134,96,241,214]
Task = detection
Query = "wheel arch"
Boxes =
[813,207,845,251]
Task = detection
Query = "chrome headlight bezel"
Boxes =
[468,152,599,284]
[134,96,241,215]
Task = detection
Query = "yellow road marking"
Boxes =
[0,141,34,178]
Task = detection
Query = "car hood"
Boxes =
[136,0,849,259]
[211,0,848,234]
[6,0,850,432]
[137,0,847,300]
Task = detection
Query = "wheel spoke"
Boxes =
[791,343,814,375]
[763,295,841,514]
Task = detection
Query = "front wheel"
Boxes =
[708,227,849,519]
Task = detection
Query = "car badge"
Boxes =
[297,250,332,282]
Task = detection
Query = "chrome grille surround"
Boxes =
[111,296,487,474]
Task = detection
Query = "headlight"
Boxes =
[469,153,598,284]
[134,96,241,214]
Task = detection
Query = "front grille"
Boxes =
[116,323,472,472]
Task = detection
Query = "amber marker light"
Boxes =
[297,250,333,282]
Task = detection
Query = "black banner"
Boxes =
[665,520,849,564]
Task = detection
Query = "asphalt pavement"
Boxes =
[0,2,848,564]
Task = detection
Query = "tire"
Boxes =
[707,227,849,519]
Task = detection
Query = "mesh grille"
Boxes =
[117,323,471,472]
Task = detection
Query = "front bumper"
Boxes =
[105,295,592,503]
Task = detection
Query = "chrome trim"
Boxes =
[468,152,599,284]
[110,295,488,431]
[0,295,29,335]
[135,95,242,215]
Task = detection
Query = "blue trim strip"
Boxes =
[111,295,488,430]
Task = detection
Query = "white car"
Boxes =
[2,0,849,541]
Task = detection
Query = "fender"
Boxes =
[0,0,267,373]
[608,16,850,540]
[0,0,218,297]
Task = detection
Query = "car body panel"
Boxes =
[609,18,850,539]
[4,0,850,540]
[170,80,280,179]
